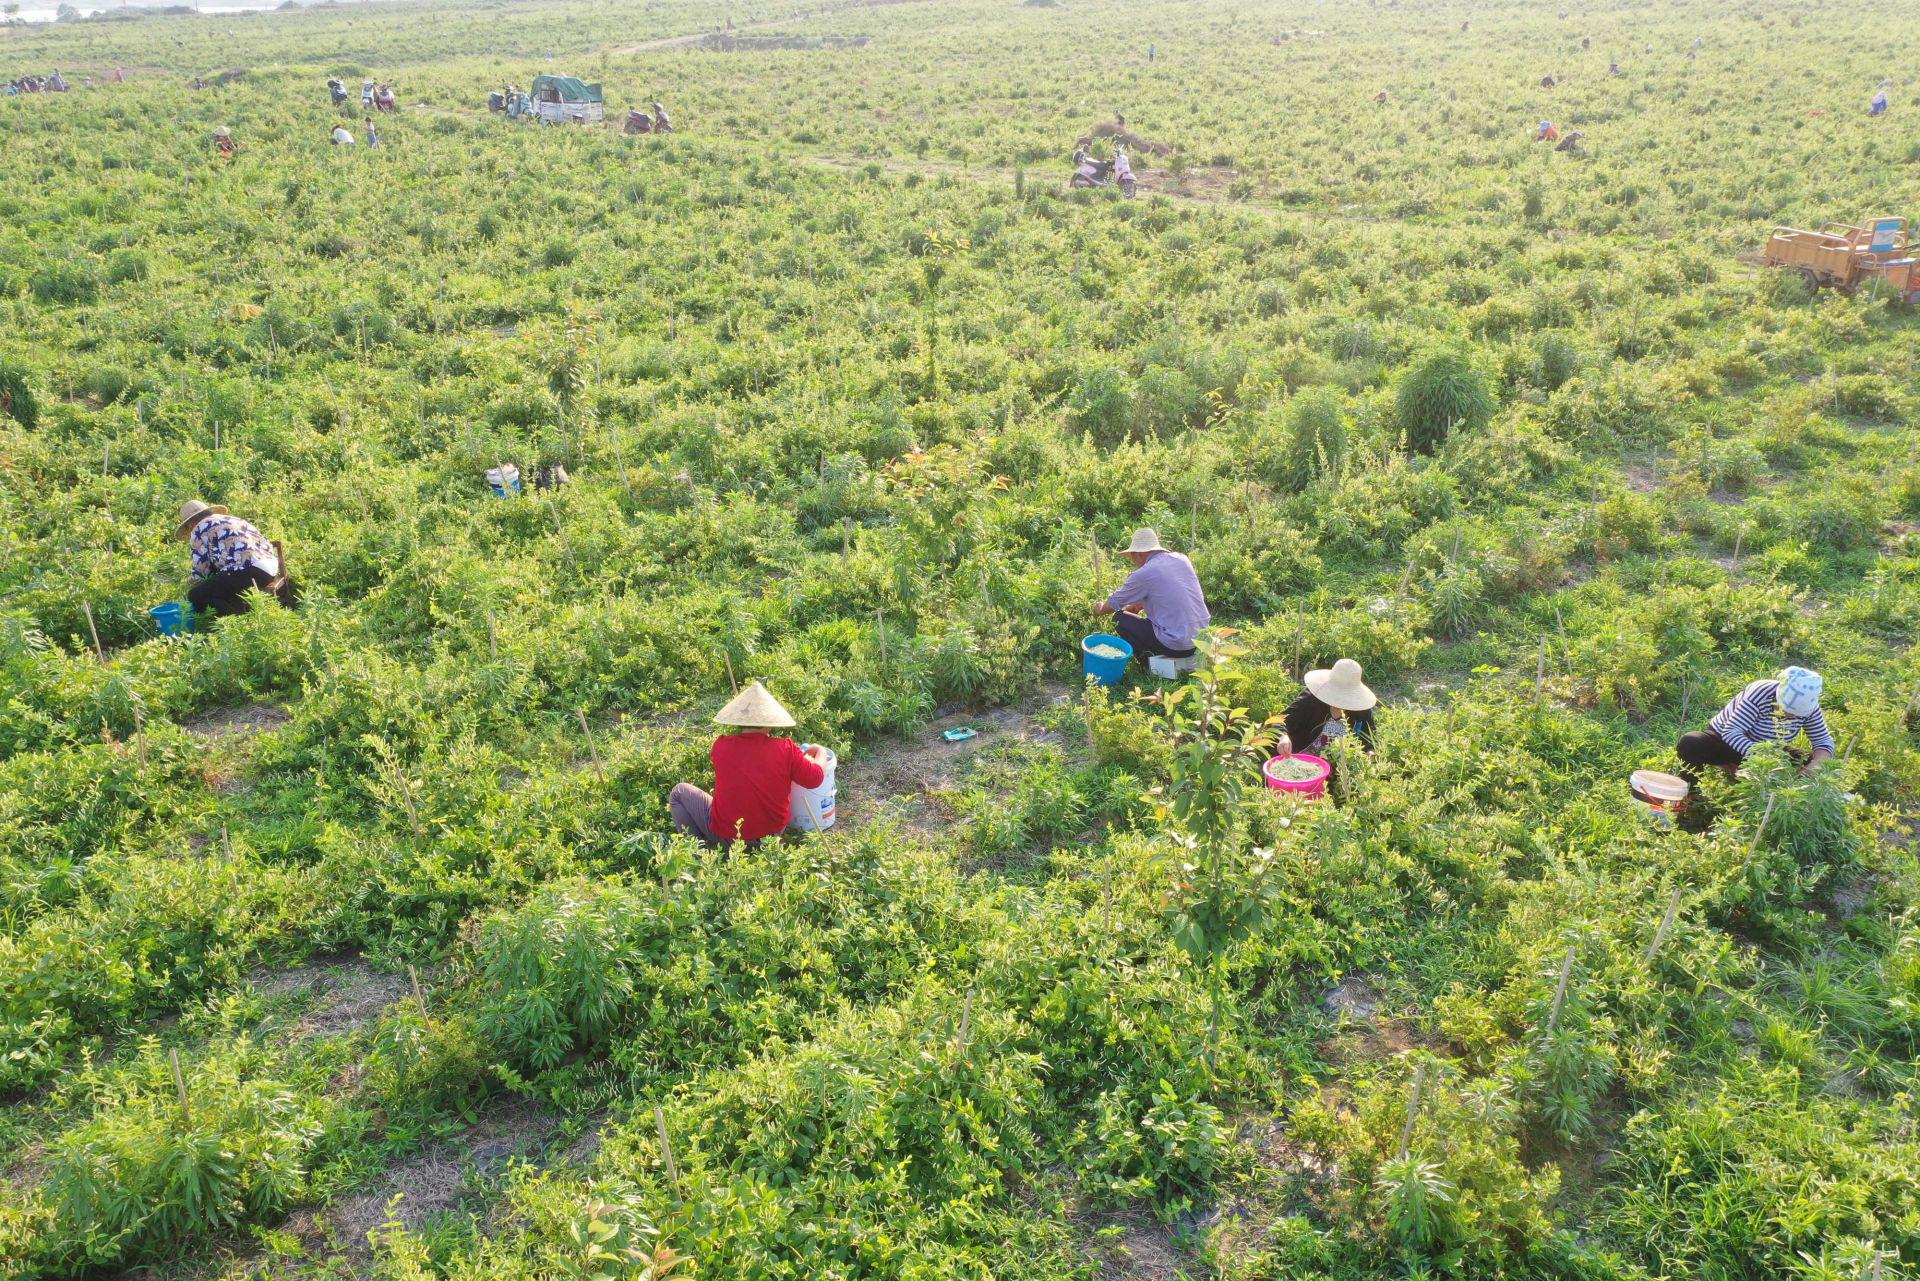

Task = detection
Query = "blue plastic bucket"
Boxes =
[1082,633,1134,686]
[149,601,192,637]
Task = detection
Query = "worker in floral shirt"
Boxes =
[175,499,283,618]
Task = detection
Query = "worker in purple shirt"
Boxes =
[1093,527,1211,665]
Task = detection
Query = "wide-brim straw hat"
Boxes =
[174,499,228,539]
[1305,658,1377,713]
[1120,527,1169,555]
[715,680,795,728]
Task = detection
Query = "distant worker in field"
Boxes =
[1609,61,1623,76]
[653,101,672,132]
[1093,528,1210,670]
[670,682,829,847]
[1148,42,1155,62]
[1676,666,1834,782]
[212,126,236,158]
[1540,74,1556,89]
[1374,88,1389,104]
[1284,658,1378,757]
[365,115,381,146]
[331,124,355,145]
[1536,120,1560,142]
[1554,129,1583,153]
[1871,89,1889,116]
[175,500,285,618]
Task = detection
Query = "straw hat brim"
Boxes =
[1304,668,1377,712]
[174,503,228,539]
[714,681,796,728]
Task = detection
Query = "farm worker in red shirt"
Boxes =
[670,681,827,847]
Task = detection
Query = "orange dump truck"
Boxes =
[1761,218,1920,299]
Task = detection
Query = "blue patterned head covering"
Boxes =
[1776,666,1823,718]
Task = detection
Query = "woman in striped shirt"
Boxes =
[1676,666,1835,781]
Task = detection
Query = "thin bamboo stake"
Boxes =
[82,600,104,659]
[222,825,235,865]
[1643,886,1683,964]
[1840,734,1859,759]
[1397,1061,1426,1160]
[1748,793,1776,856]
[955,987,975,1056]
[722,648,738,694]
[1729,528,1744,577]
[170,1048,190,1119]
[392,763,423,837]
[654,1107,681,1190]
[1546,945,1576,1035]
[576,709,605,779]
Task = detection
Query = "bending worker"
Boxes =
[671,681,827,848]
[1285,658,1378,756]
[1093,527,1210,667]
[175,499,282,617]
[1676,666,1834,781]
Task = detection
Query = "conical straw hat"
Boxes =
[714,681,795,728]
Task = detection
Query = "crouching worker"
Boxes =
[1093,527,1211,669]
[176,499,284,618]
[1285,658,1378,756]
[670,681,827,848]
[1677,665,1834,782]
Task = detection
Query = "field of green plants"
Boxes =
[4,0,1920,1275]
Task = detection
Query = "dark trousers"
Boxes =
[188,566,274,618]
[1114,610,1193,662]
[1675,729,1804,785]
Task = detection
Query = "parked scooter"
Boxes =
[1069,146,1136,197]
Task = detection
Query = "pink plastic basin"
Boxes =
[1263,753,1331,799]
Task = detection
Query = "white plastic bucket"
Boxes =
[789,744,837,832]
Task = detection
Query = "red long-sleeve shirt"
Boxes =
[709,733,825,842]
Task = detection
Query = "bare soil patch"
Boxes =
[1082,1211,1197,1280]
[307,1099,558,1266]
[250,953,412,1038]
[839,684,1072,835]
[183,702,291,741]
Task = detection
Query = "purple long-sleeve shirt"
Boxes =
[1106,551,1211,650]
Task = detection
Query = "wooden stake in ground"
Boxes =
[1643,886,1683,964]
[654,1106,681,1191]
[1546,945,1576,1035]
[576,709,605,779]
[170,1048,190,1121]
[954,987,975,1057]
[1747,792,1776,857]
[1729,528,1744,577]
[722,648,738,694]
[1397,1061,1426,1160]
[409,964,426,1012]
[82,600,103,659]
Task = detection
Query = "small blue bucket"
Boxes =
[149,601,193,637]
[1082,632,1134,686]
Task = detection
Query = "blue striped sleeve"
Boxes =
[1801,706,1836,753]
